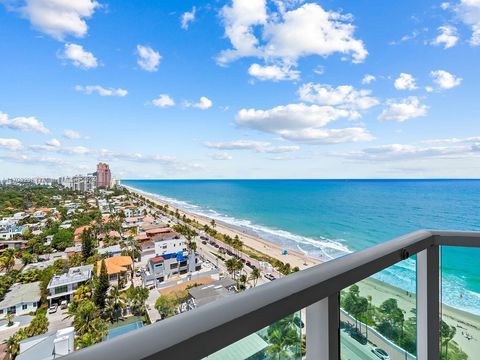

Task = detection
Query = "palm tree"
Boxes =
[188,241,197,252]
[0,249,16,271]
[210,219,216,229]
[124,236,140,286]
[225,258,238,280]
[249,267,261,287]
[441,320,457,359]
[106,286,126,323]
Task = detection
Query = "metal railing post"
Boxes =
[417,245,440,360]
[306,293,339,360]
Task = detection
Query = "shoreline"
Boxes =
[125,184,480,358]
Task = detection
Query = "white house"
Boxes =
[0,282,41,318]
[17,327,75,360]
[47,265,93,306]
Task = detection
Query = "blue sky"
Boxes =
[0,0,479,179]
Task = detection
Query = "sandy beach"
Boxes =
[127,185,480,358]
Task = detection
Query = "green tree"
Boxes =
[81,228,95,261]
[51,229,74,250]
[0,249,17,271]
[105,286,126,323]
[441,320,457,360]
[94,259,109,309]
[249,267,261,287]
[155,294,177,319]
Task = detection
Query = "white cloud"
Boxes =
[75,85,128,97]
[235,103,372,144]
[63,129,81,139]
[455,0,480,46]
[431,25,459,48]
[152,94,175,108]
[0,111,49,134]
[361,74,376,84]
[136,45,161,72]
[298,83,379,111]
[181,7,196,30]
[46,138,61,147]
[30,144,91,155]
[8,0,100,40]
[186,96,213,110]
[0,138,23,151]
[61,43,98,69]
[248,63,300,81]
[430,70,462,90]
[394,73,417,90]
[338,143,474,161]
[217,1,367,76]
[204,140,299,153]
[210,152,233,160]
[379,97,428,122]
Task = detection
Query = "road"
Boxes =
[341,330,380,360]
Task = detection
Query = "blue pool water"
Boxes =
[122,179,480,314]
[107,321,144,340]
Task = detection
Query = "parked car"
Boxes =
[60,300,68,309]
[264,273,276,281]
[349,328,367,345]
[48,304,58,314]
[201,240,207,245]
[372,348,390,360]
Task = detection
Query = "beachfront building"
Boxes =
[142,251,200,288]
[47,265,93,306]
[96,162,111,188]
[17,327,75,360]
[0,282,41,318]
[97,256,133,284]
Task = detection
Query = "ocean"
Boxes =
[122,179,480,314]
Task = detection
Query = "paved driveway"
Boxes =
[47,307,72,332]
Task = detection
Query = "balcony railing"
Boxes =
[64,230,480,360]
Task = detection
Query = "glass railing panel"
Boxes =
[203,311,303,359]
[340,257,417,359]
[440,246,480,360]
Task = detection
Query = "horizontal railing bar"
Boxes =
[65,229,437,360]
[431,230,480,247]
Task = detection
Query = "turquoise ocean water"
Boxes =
[123,179,480,314]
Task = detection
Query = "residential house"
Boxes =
[98,244,123,257]
[97,256,133,284]
[143,251,200,288]
[47,265,93,306]
[65,244,82,257]
[17,327,75,360]
[0,282,41,318]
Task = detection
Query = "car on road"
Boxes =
[201,240,207,245]
[371,348,390,360]
[48,304,58,314]
[264,273,276,281]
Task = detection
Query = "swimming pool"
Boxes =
[106,321,144,340]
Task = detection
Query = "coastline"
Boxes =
[125,184,480,358]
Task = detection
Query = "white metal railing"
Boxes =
[63,230,480,360]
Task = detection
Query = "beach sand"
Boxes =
[127,186,480,358]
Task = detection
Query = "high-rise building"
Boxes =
[96,163,111,188]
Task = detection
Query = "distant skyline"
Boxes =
[1,0,479,179]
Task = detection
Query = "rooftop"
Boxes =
[48,265,93,288]
[0,282,41,308]
[97,256,133,276]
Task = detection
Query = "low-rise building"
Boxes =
[47,265,93,306]
[98,244,123,257]
[97,256,133,284]
[65,244,82,257]
[0,282,41,318]
[0,224,24,239]
[17,327,75,360]
[143,251,200,288]
[0,239,27,250]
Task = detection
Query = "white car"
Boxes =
[371,348,390,360]
[48,304,58,314]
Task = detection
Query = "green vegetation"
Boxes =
[4,312,49,357]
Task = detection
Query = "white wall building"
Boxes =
[0,282,41,318]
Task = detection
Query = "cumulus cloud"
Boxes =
[0,111,49,134]
[0,138,23,151]
[298,83,379,112]
[431,25,459,48]
[394,73,417,90]
[379,97,428,122]
[61,43,98,69]
[45,138,61,147]
[136,45,161,72]
[430,70,462,90]
[362,74,376,84]
[204,140,299,153]
[75,85,128,96]
[235,103,372,144]
[181,7,196,30]
[30,144,91,155]
[186,96,213,110]
[6,0,99,40]
[63,129,82,139]
[217,1,367,78]
[152,94,175,108]
[455,0,480,46]
[210,152,233,160]
[248,63,300,81]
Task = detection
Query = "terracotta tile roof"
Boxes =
[150,232,178,241]
[151,256,164,263]
[97,256,133,276]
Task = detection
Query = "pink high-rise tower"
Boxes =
[96,163,111,188]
